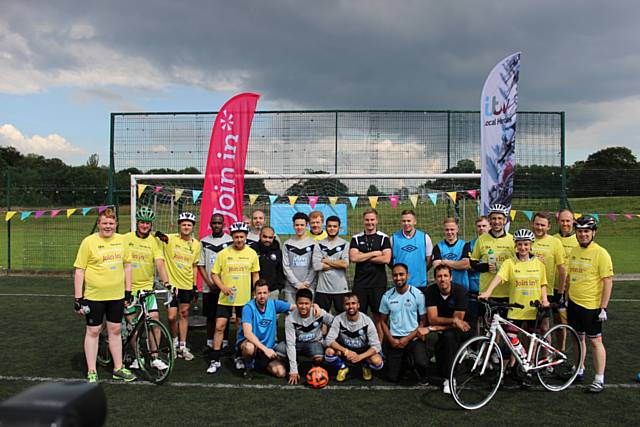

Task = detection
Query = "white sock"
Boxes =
[206,339,213,348]
[173,337,179,347]
[595,374,604,383]
[577,367,585,375]
[179,341,186,349]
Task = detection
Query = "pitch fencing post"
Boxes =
[5,168,11,274]
[560,112,568,209]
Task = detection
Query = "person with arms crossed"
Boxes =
[249,226,285,300]
[275,288,334,384]
[432,217,470,290]
[156,211,201,361]
[73,208,136,382]
[391,209,433,291]
[124,207,170,371]
[467,216,489,332]
[197,213,233,351]
[350,208,392,341]
[307,210,328,241]
[313,215,350,313]
[379,263,429,385]
[282,212,319,304]
[419,264,471,394]
[208,222,260,374]
[566,216,613,393]
[324,293,384,381]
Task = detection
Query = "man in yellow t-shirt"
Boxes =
[307,210,328,241]
[554,209,579,259]
[73,208,135,383]
[566,215,613,393]
[208,222,260,374]
[470,204,515,300]
[156,211,201,361]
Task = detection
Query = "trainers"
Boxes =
[206,360,221,374]
[87,371,98,383]
[151,358,169,370]
[129,359,140,370]
[242,368,253,379]
[443,379,451,395]
[362,366,372,381]
[418,377,430,387]
[586,380,604,393]
[336,366,349,382]
[178,347,195,361]
[112,367,136,382]
[234,357,246,370]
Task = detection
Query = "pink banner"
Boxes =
[199,93,260,237]
[308,196,319,209]
[389,195,399,209]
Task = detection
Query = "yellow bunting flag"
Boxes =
[5,211,16,221]
[288,196,298,206]
[67,208,77,218]
[249,194,259,205]
[174,189,184,201]
[368,196,378,209]
[574,213,582,219]
[510,210,517,221]
[446,192,457,203]
[328,196,338,206]
[137,184,148,198]
[409,194,419,208]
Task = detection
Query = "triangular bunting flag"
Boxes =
[523,210,533,221]
[154,186,162,193]
[606,213,617,222]
[409,194,419,208]
[446,192,457,203]
[308,196,318,209]
[428,193,438,205]
[510,210,517,221]
[5,211,16,221]
[625,214,633,220]
[50,210,61,218]
[82,207,92,216]
[467,190,478,199]
[98,206,108,213]
[66,208,76,218]
[288,196,298,207]
[175,189,184,201]
[192,190,202,203]
[328,196,338,206]
[20,211,32,221]
[269,195,278,204]
[592,213,599,222]
[348,196,358,209]
[368,196,378,209]
[573,213,582,219]
[137,184,148,198]
[34,210,45,219]
[389,195,399,209]
[249,195,259,205]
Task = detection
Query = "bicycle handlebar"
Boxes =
[473,295,523,309]
[529,300,559,310]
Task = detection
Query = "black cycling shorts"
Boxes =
[353,287,386,315]
[215,304,243,320]
[85,299,124,327]
[168,289,194,308]
[202,291,221,321]
[568,300,602,338]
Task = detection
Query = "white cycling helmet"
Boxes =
[488,203,510,217]
[513,228,535,242]
[177,211,196,224]
[229,222,249,234]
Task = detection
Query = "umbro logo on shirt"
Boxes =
[402,245,418,253]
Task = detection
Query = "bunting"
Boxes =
[249,194,259,205]
[288,196,298,207]
[66,208,77,218]
[308,196,318,209]
[348,196,358,209]
[192,190,202,203]
[174,189,184,201]
[20,211,32,221]
[446,192,457,203]
[82,207,92,216]
[269,195,278,204]
[137,184,148,198]
[368,196,378,209]
[409,194,419,208]
[328,196,338,206]
[389,195,399,209]
[428,193,438,205]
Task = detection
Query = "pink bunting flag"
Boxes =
[625,213,633,220]
[34,211,45,219]
[50,210,61,218]
[98,206,108,213]
[389,195,399,209]
[308,196,319,209]
[154,186,162,193]
[467,190,478,199]
[606,213,617,222]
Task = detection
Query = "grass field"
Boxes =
[1,276,640,425]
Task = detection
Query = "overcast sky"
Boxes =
[1,0,639,166]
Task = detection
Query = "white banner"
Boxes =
[480,52,520,216]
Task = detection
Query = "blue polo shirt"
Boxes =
[237,299,291,349]
[379,285,426,337]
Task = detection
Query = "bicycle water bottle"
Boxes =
[487,249,497,270]
[511,336,528,361]
[228,286,237,304]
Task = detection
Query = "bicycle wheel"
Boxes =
[450,336,503,410]
[96,325,112,366]
[535,324,582,391]
[134,319,175,384]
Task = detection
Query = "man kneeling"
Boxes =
[324,293,384,381]
[236,280,291,378]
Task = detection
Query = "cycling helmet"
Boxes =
[513,228,535,242]
[177,211,196,224]
[229,222,249,234]
[574,215,597,230]
[488,203,510,217]
[136,206,155,222]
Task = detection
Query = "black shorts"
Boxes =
[254,346,278,371]
[315,292,347,314]
[215,304,243,319]
[85,299,124,327]
[353,287,386,315]
[568,300,602,338]
[202,291,221,321]
[168,289,194,308]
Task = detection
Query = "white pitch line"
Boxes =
[1,375,639,391]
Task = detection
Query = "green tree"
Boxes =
[366,184,381,196]
[285,170,349,196]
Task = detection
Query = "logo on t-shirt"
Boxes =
[402,245,418,253]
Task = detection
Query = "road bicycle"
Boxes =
[97,289,175,384]
[450,298,583,410]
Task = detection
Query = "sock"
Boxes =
[366,360,384,371]
[595,374,604,383]
[222,339,229,348]
[206,339,213,348]
[325,354,345,369]
[211,349,221,363]
[577,367,585,375]
[173,337,179,347]
[179,341,186,349]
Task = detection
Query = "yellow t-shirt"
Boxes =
[497,257,548,320]
[531,234,565,292]
[212,245,260,307]
[163,234,201,290]
[124,232,164,293]
[74,233,129,301]
[553,233,579,258]
[471,231,515,297]
[307,230,328,241]
[567,242,614,310]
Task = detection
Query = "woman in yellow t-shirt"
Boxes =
[73,208,134,383]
